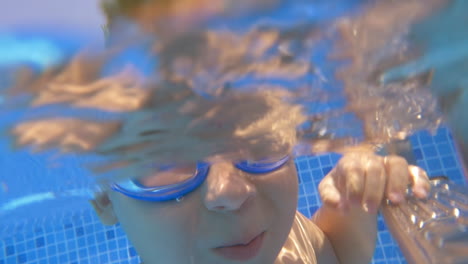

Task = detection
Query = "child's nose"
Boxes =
[203,162,256,212]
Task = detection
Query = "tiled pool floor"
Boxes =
[1,127,466,264]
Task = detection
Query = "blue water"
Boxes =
[1,1,467,264]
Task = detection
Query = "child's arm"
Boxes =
[312,153,430,264]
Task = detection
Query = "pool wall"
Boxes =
[0,126,466,264]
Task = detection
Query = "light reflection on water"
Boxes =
[0,0,444,196]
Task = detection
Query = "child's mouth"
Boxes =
[213,231,266,261]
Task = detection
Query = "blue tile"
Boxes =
[15,243,25,253]
[319,155,331,166]
[72,214,82,223]
[55,232,65,242]
[47,245,56,255]
[128,247,137,257]
[5,245,14,256]
[118,238,127,247]
[98,243,107,252]
[57,243,66,252]
[68,250,77,260]
[99,254,109,263]
[65,229,74,239]
[311,169,323,179]
[413,148,423,160]
[96,232,105,242]
[422,145,437,158]
[37,248,46,259]
[383,245,398,258]
[23,232,34,240]
[48,256,58,264]
[297,197,307,208]
[67,240,76,250]
[441,156,457,169]
[322,166,332,175]
[79,248,87,258]
[119,249,128,258]
[86,235,95,245]
[108,240,117,250]
[26,239,34,250]
[329,153,342,164]
[77,237,86,247]
[4,238,13,245]
[430,170,444,177]
[308,205,319,215]
[88,245,97,256]
[35,237,45,248]
[297,160,309,171]
[298,185,305,196]
[417,131,434,145]
[377,219,386,231]
[373,260,386,264]
[110,250,119,261]
[436,142,453,156]
[426,158,442,172]
[83,214,92,222]
[84,225,94,234]
[44,224,54,233]
[374,247,384,259]
[26,251,36,261]
[306,194,317,205]
[433,128,449,143]
[304,182,316,194]
[17,254,27,263]
[75,227,84,237]
[94,223,105,232]
[14,234,24,242]
[446,169,464,183]
[303,212,315,224]
[45,234,54,244]
[379,231,393,245]
[300,171,312,183]
[308,158,319,169]
[106,230,115,240]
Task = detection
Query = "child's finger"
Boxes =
[318,171,346,211]
[384,155,410,204]
[408,165,431,199]
[361,156,386,213]
[337,155,366,204]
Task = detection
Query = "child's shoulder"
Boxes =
[289,211,339,264]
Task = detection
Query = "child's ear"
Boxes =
[89,193,118,226]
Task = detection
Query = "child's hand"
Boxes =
[318,153,430,214]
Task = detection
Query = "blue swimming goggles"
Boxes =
[111,155,290,202]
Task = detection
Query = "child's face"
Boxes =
[103,156,298,264]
